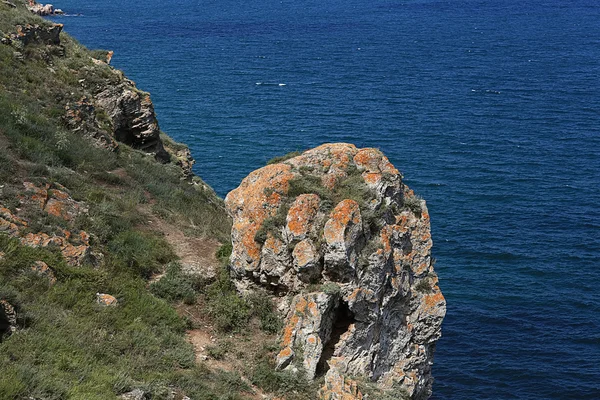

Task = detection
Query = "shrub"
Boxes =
[403,194,423,215]
[215,242,232,264]
[206,267,249,332]
[150,263,197,304]
[108,230,176,278]
[415,278,433,293]
[247,292,283,334]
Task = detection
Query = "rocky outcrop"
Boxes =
[95,82,169,162]
[1,23,63,46]
[0,181,94,266]
[0,300,17,339]
[26,0,63,16]
[225,143,446,399]
[64,96,119,151]
[319,368,364,400]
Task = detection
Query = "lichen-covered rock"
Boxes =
[225,143,446,399]
[26,0,64,16]
[96,293,118,307]
[276,292,339,379]
[31,260,56,285]
[64,96,119,151]
[319,368,363,400]
[0,182,93,266]
[10,23,63,46]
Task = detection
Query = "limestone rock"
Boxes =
[0,182,93,267]
[276,292,339,379]
[31,261,56,285]
[26,0,64,16]
[0,300,17,338]
[319,368,363,400]
[226,143,446,399]
[64,96,119,151]
[95,83,169,162]
[119,389,146,400]
[96,293,118,307]
[11,23,63,46]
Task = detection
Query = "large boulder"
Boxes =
[225,143,446,399]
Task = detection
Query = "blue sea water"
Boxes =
[51,0,600,398]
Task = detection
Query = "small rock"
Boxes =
[120,389,146,400]
[96,293,118,307]
[0,300,17,337]
[31,261,57,285]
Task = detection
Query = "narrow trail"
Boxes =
[147,210,221,279]
[139,204,271,399]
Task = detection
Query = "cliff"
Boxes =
[226,144,446,399]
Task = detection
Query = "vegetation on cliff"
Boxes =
[0,2,283,399]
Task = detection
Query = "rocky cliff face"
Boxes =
[225,143,446,399]
[2,14,171,163]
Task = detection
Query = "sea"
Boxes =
[50,0,600,398]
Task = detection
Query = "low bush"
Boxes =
[108,230,177,278]
[247,292,283,334]
[150,263,198,304]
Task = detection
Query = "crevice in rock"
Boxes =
[316,300,355,377]
[114,127,136,146]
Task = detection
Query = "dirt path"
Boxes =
[141,205,271,399]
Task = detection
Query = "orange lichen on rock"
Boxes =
[286,194,320,238]
[31,261,56,285]
[96,293,118,307]
[421,292,446,314]
[319,368,364,400]
[226,144,445,398]
[324,199,361,245]
[226,163,294,272]
[353,148,399,175]
[23,181,49,208]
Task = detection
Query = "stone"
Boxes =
[0,300,17,338]
[26,0,63,15]
[276,292,339,379]
[64,96,119,151]
[120,389,146,400]
[96,293,118,307]
[31,261,57,285]
[319,368,363,400]
[95,84,169,162]
[12,23,63,46]
[226,143,446,399]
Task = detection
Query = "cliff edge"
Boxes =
[226,143,446,399]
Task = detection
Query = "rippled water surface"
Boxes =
[53,0,600,398]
